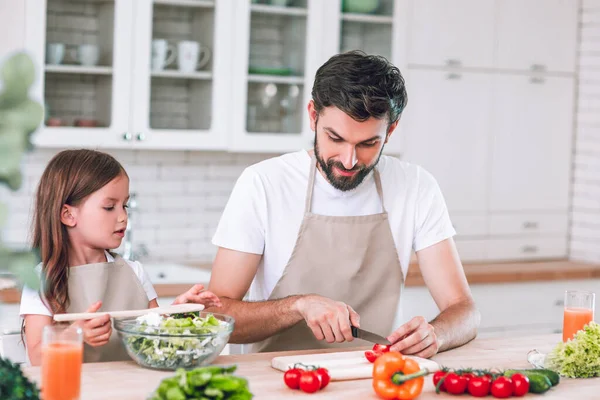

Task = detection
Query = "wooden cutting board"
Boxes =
[271,350,439,381]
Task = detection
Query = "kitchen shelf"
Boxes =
[341,13,393,24]
[247,74,304,84]
[153,0,215,8]
[250,4,308,17]
[151,70,213,80]
[45,65,113,75]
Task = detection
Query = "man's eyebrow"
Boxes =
[324,127,381,144]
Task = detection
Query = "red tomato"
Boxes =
[511,373,530,397]
[365,350,382,363]
[491,376,514,399]
[432,370,447,392]
[444,372,467,395]
[315,368,330,389]
[372,344,391,353]
[468,375,491,397]
[462,372,475,384]
[299,370,322,393]
[283,368,302,389]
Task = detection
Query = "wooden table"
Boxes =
[23,334,600,399]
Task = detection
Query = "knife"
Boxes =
[351,326,392,346]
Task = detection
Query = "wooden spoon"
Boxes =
[53,303,205,322]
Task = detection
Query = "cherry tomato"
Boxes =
[315,367,330,389]
[462,372,475,385]
[444,372,467,395]
[491,376,513,399]
[468,375,491,397]
[365,350,382,363]
[432,370,448,392]
[372,343,391,353]
[511,373,530,397]
[299,370,321,393]
[283,368,302,389]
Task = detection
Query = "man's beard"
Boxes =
[314,133,385,192]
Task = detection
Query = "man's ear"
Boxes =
[60,205,77,227]
[385,119,400,144]
[308,100,318,132]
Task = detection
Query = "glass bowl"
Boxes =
[114,312,234,371]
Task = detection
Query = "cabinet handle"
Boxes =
[521,245,539,254]
[136,133,146,141]
[447,72,461,80]
[530,64,547,72]
[522,221,539,229]
[446,59,461,67]
[530,76,545,84]
[122,132,132,141]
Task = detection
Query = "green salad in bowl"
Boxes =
[114,311,234,370]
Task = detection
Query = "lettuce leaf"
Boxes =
[545,321,600,378]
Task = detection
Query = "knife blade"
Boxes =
[351,326,392,346]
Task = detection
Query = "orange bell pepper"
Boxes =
[372,352,428,400]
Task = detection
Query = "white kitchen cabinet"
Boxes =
[228,0,321,153]
[495,0,578,73]
[129,0,234,150]
[400,280,600,337]
[407,0,495,69]
[403,69,491,215]
[486,236,568,261]
[490,75,575,212]
[24,0,235,151]
[25,0,135,149]
[489,213,569,237]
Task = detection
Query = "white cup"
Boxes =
[71,44,100,66]
[177,41,211,73]
[46,43,65,65]
[151,39,176,71]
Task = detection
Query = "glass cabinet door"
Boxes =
[130,0,233,150]
[27,0,134,148]
[230,0,320,152]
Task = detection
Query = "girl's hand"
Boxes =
[173,284,222,309]
[74,301,112,347]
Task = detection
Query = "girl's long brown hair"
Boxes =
[32,149,127,314]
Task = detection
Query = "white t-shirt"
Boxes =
[19,251,157,317]
[212,150,456,307]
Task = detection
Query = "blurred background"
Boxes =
[0,0,598,357]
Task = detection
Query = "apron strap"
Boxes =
[306,153,386,213]
[305,155,318,213]
[373,169,386,213]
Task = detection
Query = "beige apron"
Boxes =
[66,254,149,362]
[250,154,404,353]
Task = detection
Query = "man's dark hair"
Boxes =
[311,50,408,126]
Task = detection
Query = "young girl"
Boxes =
[19,149,221,366]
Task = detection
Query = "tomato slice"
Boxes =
[365,350,382,363]
[372,344,391,353]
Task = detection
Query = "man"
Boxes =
[208,51,480,358]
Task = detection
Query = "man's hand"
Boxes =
[295,294,361,343]
[173,284,222,309]
[74,301,112,348]
[387,316,439,358]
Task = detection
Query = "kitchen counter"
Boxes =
[3,260,600,303]
[23,334,599,399]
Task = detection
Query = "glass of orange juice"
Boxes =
[563,290,595,342]
[41,324,83,400]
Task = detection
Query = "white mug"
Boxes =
[46,43,65,65]
[71,44,100,66]
[151,39,176,71]
[177,41,211,73]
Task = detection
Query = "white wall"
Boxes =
[0,0,25,59]
[570,0,600,263]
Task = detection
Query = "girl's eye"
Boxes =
[103,206,115,211]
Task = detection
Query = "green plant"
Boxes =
[0,52,44,289]
[0,356,40,399]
